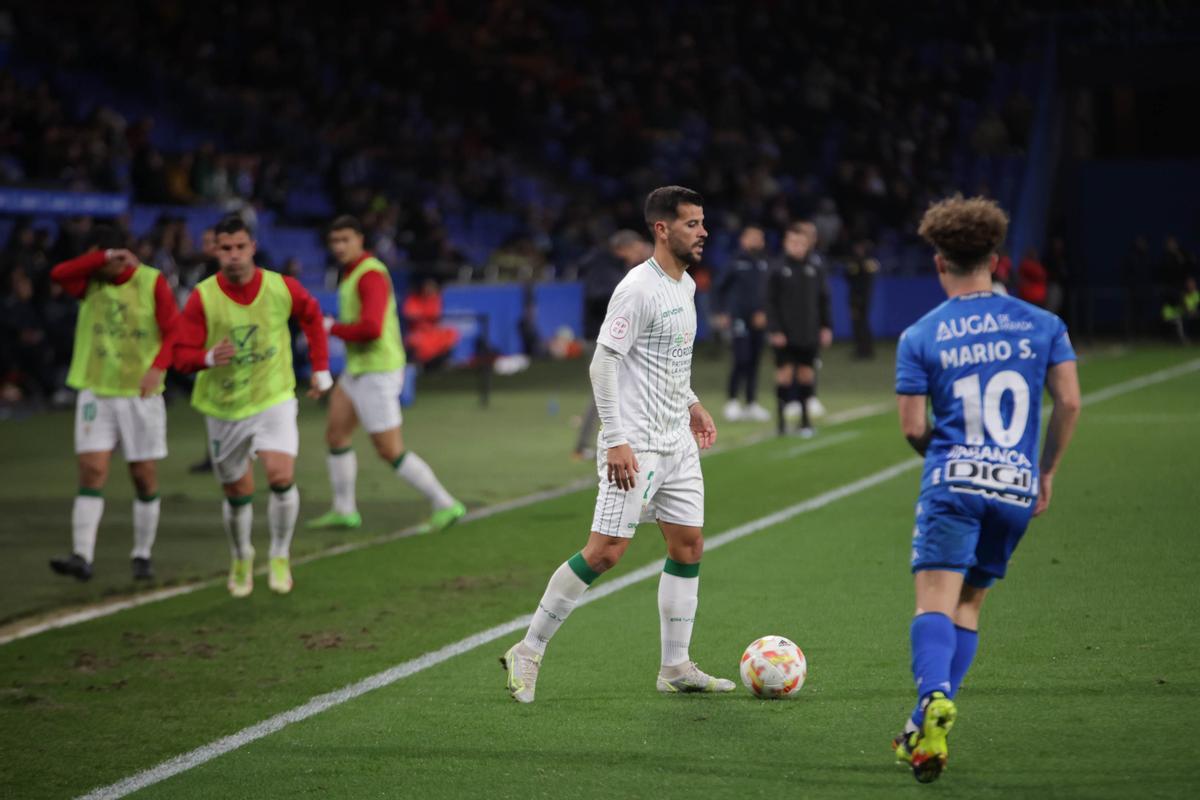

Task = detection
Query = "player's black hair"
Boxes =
[644,185,704,233]
[85,224,124,252]
[329,215,364,236]
[214,214,252,238]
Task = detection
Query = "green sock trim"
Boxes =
[663,558,700,578]
[78,487,103,498]
[329,446,353,456]
[136,493,159,503]
[226,494,253,507]
[566,551,600,585]
[391,452,408,470]
[269,483,295,494]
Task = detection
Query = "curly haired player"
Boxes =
[892,196,1081,782]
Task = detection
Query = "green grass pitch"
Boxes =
[1,345,1198,798]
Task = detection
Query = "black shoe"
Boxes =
[131,557,154,580]
[50,553,93,581]
[189,456,213,474]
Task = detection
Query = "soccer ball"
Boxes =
[739,635,807,699]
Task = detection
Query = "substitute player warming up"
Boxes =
[307,216,464,534]
[502,186,735,703]
[174,216,332,597]
[892,196,1081,782]
[49,226,178,582]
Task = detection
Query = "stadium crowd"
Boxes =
[3,1,1195,406]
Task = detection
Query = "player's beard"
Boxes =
[670,233,705,267]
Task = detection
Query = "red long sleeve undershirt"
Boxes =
[172,268,330,373]
[50,251,179,370]
[329,253,390,343]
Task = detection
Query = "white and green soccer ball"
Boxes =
[739,635,807,699]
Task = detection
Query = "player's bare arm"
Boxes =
[1035,360,1082,517]
[897,394,933,455]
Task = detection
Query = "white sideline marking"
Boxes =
[1078,357,1200,404]
[772,430,863,460]
[74,355,1200,799]
[1,400,895,647]
[76,457,922,800]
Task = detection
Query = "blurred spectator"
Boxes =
[1122,235,1152,335]
[402,277,459,368]
[993,247,1013,294]
[971,108,1011,156]
[1017,247,1048,307]
[812,198,843,256]
[844,239,880,359]
[715,225,771,422]
[1,268,58,402]
[1044,236,1069,316]
[1159,236,1198,343]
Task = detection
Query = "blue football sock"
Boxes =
[909,612,956,726]
[949,625,978,697]
[910,624,978,724]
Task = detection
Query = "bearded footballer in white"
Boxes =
[502,186,735,702]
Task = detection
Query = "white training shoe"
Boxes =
[783,401,802,422]
[501,642,542,704]
[723,399,744,422]
[656,662,737,694]
[744,402,772,422]
[807,396,827,419]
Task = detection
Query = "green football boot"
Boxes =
[306,510,363,530]
[227,547,255,598]
[423,501,466,534]
[909,692,957,783]
[268,556,293,595]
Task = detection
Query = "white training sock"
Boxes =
[131,496,160,559]
[327,450,358,515]
[659,568,700,668]
[522,558,592,654]
[72,493,105,563]
[222,497,254,559]
[268,485,300,559]
[395,451,456,510]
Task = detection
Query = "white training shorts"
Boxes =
[339,369,404,434]
[590,438,704,538]
[205,398,299,485]
[75,389,167,462]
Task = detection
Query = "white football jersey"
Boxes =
[595,257,698,454]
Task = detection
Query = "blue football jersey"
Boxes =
[896,291,1076,507]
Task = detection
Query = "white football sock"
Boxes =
[522,559,591,654]
[659,569,700,668]
[72,493,104,563]
[268,485,300,559]
[395,451,456,510]
[327,449,358,515]
[223,497,254,559]
[131,495,160,559]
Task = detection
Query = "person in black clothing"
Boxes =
[767,222,832,436]
[715,225,771,422]
[844,238,880,359]
[1159,236,1198,344]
